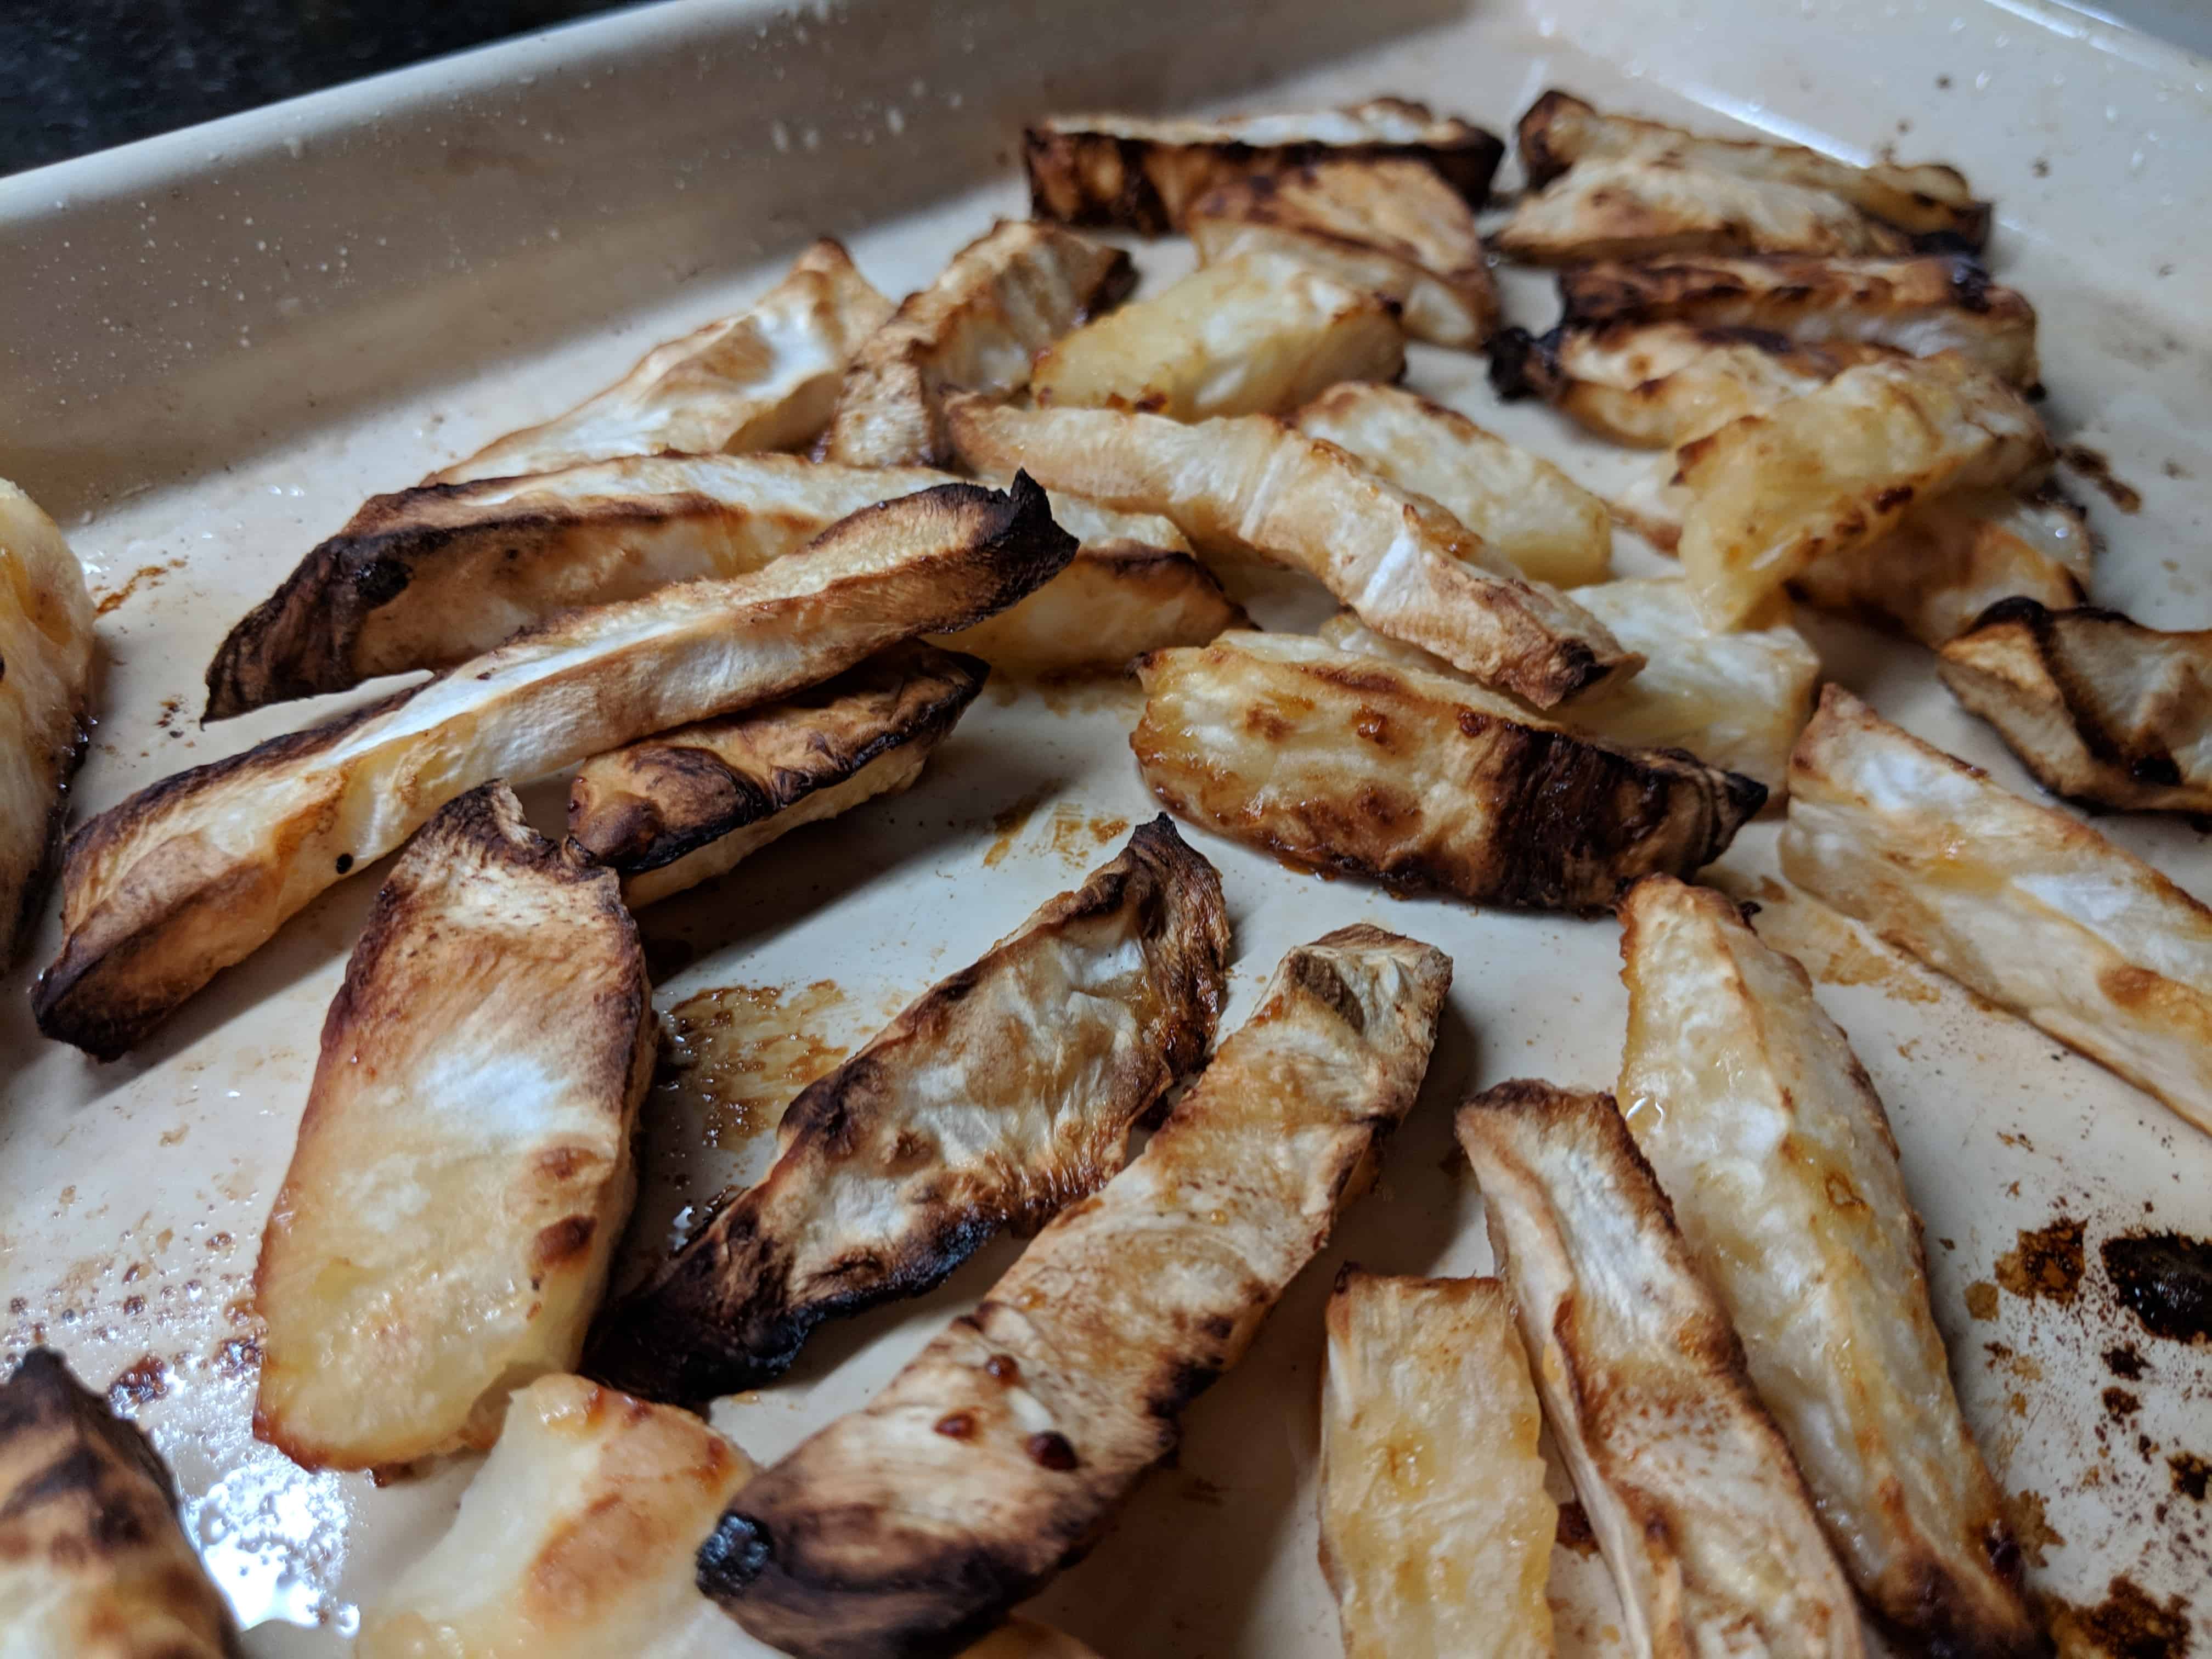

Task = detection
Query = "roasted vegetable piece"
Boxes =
[1497,158,1911,265]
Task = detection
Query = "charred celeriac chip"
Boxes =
[1783,685,2212,1138]
[426,239,893,486]
[1133,632,1762,911]
[0,479,94,959]
[1496,158,1910,266]
[702,926,1452,1659]
[1322,572,1819,793]
[1293,381,1611,587]
[1618,876,2040,1658]
[253,783,651,1471]
[1320,1269,1556,1659]
[1030,252,1403,421]
[1188,159,1500,347]
[1457,1081,1863,1659]
[1939,598,2212,812]
[0,1347,241,1658]
[588,817,1229,1401]
[822,220,1133,467]
[1518,89,1989,247]
[37,477,1075,1058]
[1678,352,2051,627]
[569,641,988,907]
[947,397,1637,707]
[1024,99,1504,233]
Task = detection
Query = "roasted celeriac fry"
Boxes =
[1678,352,2051,628]
[570,642,987,907]
[947,396,1637,707]
[1320,1269,1556,1659]
[1321,571,1819,793]
[1783,685,2212,1138]
[1517,89,1988,247]
[1133,632,1763,911]
[1554,256,2037,387]
[36,477,1075,1058]
[1188,158,1500,347]
[426,239,893,486]
[701,926,1452,1659]
[1024,99,1504,233]
[205,454,958,717]
[1939,598,2212,811]
[1457,1081,1863,1659]
[822,219,1132,467]
[253,783,651,1471]
[1293,381,1611,587]
[1617,876,2040,1658]
[1030,251,1403,420]
[0,1348,242,1658]
[935,551,1246,676]
[1496,158,1910,266]
[0,479,94,959]
[588,817,1229,1401]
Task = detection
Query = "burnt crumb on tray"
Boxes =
[1995,1215,2086,1304]
[2101,1231,2212,1345]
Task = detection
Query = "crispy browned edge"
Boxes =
[8,713,92,968]
[1554,255,2025,334]
[1514,89,1990,250]
[1488,315,1892,408]
[37,476,1074,1060]
[0,1347,244,1655]
[1023,99,1505,234]
[693,923,1451,1658]
[1131,644,1766,914]
[583,815,1230,1403]
[567,642,989,873]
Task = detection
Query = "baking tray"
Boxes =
[3,0,2209,1650]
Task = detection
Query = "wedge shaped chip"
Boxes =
[1320,1270,1556,1659]
[427,239,893,486]
[588,816,1229,1401]
[702,926,1452,1659]
[1322,572,1818,792]
[1457,1081,1863,1659]
[1783,685,2212,1138]
[1939,599,2212,812]
[253,783,651,1470]
[1133,632,1762,911]
[37,477,1076,1058]
[1518,89,1988,247]
[1030,252,1402,420]
[1188,158,1499,347]
[1293,381,1610,587]
[0,479,94,958]
[569,642,988,907]
[1618,876,2040,1657]
[1024,99,1504,233]
[1555,256,2036,387]
[947,397,1636,707]
[1496,158,1910,266]
[0,1348,241,1658]
[1678,353,2051,627]
[822,220,1132,467]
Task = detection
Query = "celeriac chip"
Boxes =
[0,479,94,959]
[1496,158,1910,266]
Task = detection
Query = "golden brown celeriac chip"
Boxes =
[1457,1081,1864,1659]
[1133,631,1763,911]
[1939,598,2212,811]
[253,782,652,1471]
[1320,1269,1556,1659]
[1496,158,1910,266]
[1617,876,2041,1658]
[698,926,1452,1658]
[1188,158,1500,347]
[0,478,94,959]
[946,396,1637,707]
[1031,252,1402,420]
[821,220,1132,466]
[1293,381,1611,587]
[1782,685,2212,1139]
[426,239,893,486]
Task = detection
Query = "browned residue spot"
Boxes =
[1045,807,1130,864]
[1984,1341,2044,1382]
[2169,1452,2209,1502]
[1556,1499,1599,1557]
[1026,1430,1078,1470]
[106,1353,170,1413]
[658,981,850,1145]
[212,1334,261,1380]
[2100,1231,2212,1344]
[1180,1475,1226,1507]
[1995,1216,2086,1305]
[2102,1386,2142,1423]
[981,785,1057,867]
[1965,1280,2001,1321]
[933,1411,976,1440]
[1711,875,1940,1003]
[92,558,187,616]
[2062,444,2144,514]
[2003,1489,2064,1567]
[2050,1577,2192,1659]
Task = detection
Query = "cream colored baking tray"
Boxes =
[2,0,2208,1651]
